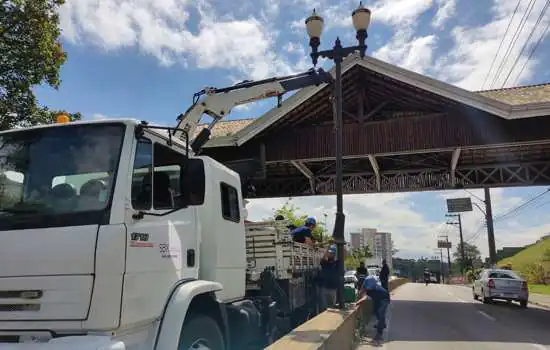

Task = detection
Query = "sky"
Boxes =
[34,0,550,259]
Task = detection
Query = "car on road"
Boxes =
[472,268,529,308]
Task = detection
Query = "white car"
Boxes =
[344,270,358,284]
[368,268,381,283]
[472,268,529,308]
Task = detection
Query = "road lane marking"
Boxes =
[447,291,467,303]
[477,310,495,321]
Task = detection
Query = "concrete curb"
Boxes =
[529,299,550,309]
[266,279,408,350]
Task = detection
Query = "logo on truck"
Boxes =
[130,232,154,248]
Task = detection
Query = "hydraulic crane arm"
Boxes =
[173,68,333,149]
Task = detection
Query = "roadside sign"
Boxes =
[437,240,452,249]
[446,197,473,213]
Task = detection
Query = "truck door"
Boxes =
[121,134,199,325]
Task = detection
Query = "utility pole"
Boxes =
[446,214,466,274]
[484,188,497,265]
[433,248,444,283]
[438,235,452,278]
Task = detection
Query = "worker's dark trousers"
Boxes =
[374,299,389,335]
[381,280,388,292]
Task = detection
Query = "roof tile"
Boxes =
[477,84,550,105]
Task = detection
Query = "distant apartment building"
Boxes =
[349,228,393,269]
[350,232,362,249]
[371,232,393,270]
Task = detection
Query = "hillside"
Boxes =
[498,236,550,286]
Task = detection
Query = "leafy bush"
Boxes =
[521,262,547,284]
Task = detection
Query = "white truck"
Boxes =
[0,69,333,349]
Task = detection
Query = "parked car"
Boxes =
[344,270,358,284]
[367,268,381,283]
[472,268,529,308]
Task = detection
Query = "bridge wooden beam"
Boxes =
[368,155,381,192]
[290,160,316,194]
[450,148,461,187]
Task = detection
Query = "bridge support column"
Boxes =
[368,155,381,191]
[450,148,461,187]
[290,160,316,194]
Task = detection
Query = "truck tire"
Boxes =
[178,314,225,350]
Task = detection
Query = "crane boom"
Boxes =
[173,68,333,148]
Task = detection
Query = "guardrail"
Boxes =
[266,278,408,350]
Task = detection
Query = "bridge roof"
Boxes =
[202,53,550,148]
[199,54,550,197]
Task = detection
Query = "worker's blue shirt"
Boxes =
[362,276,390,305]
[290,225,312,243]
[319,258,340,289]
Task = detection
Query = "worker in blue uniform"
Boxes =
[290,217,316,246]
[358,276,390,340]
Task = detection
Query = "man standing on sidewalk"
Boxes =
[379,259,390,291]
[318,245,339,311]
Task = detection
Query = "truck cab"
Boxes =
[0,119,251,349]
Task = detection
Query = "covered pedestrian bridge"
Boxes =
[199,54,550,198]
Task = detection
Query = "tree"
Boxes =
[0,1,80,130]
[391,240,399,256]
[453,242,482,271]
[344,246,374,270]
[269,200,329,243]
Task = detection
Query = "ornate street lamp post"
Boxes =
[305,3,371,309]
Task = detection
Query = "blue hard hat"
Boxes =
[305,217,316,225]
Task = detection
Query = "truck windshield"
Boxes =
[0,123,125,230]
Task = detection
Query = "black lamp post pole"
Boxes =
[309,31,367,309]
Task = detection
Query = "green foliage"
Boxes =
[0,173,21,207]
[345,246,373,270]
[269,200,329,243]
[0,0,80,130]
[498,236,550,285]
[465,267,483,283]
[453,242,483,270]
[520,262,547,285]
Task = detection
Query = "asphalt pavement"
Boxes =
[358,282,550,349]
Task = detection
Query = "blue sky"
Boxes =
[36,0,550,259]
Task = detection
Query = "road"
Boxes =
[358,283,550,349]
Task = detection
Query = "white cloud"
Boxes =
[59,0,294,79]
[432,0,456,29]
[433,0,550,90]
[373,29,437,74]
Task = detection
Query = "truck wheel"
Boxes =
[178,314,225,350]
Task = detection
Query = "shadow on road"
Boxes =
[386,298,550,345]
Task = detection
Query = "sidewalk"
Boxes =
[530,293,550,308]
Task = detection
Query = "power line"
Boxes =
[481,0,523,90]
[501,0,550,87]
[491,0,538,88]
[493,188,550,222]
[513,8,550,84]
[466,222,486,243]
